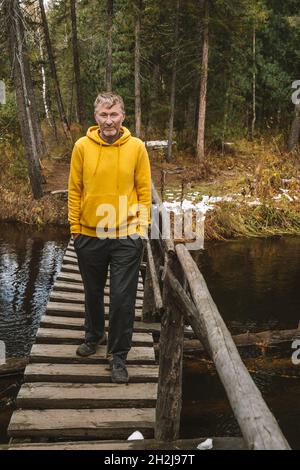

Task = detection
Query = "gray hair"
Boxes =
[94,92,125,114]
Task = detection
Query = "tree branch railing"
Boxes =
[147,180,290,450]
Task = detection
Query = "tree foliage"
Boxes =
[0,0,300,151]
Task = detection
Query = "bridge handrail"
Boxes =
[148,181,290,450]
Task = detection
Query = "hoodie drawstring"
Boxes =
[93,142,103,176]
[93,142,120,194]
[117,143,120,192]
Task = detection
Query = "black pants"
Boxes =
[74,234,144,360]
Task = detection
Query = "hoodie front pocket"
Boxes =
[80,194,119,229]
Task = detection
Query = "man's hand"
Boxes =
[72,233,81,240]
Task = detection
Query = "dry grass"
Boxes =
[2,131,300,239]
[0,186,68,227]
[204,201,300,241]
[153,137,300,241]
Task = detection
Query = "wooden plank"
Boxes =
[53,280,100,293]
[52,281,144,299]
[30,344,156,364]
[39,315,161,333]
[61,264,82,273]
[64,251,144,274]
[56,272,144,291]
[36,328,153,346]
[49,291,143,307]
[17,382,157,409]
[24,363,159,383]
[8,436,246,450]
[46,302,142,320]
[63,256,78,265]
[65,250,78,258]
[61,263,143,282]
[40,315,92,329]
[8,408,155,439]
[56,271,84,283]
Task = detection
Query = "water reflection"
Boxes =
[0,223,69,357]
[192,237,300,334]
[185,236,300,449]
[1,224,300,448]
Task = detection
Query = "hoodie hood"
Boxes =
[86,125,131,146]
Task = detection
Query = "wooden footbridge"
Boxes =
[7,183,291,450]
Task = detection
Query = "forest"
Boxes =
[2,1,300,451]
[0,0,300,238]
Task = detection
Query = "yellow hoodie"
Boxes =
[68,126,151,238]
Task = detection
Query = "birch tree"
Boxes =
[38,0,72,140]
[5,0,43,199]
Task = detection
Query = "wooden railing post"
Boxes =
[142,261,156,322]
[155,256,184,441]
[142,239,163,322]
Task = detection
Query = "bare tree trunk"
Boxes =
[251,24,256,140]
[148,53,160,131]
[222,81,231,156]
[106,0,113,92]
[37,27,58,142]
[288,104,300,152]
[21,2,47,159]
[5,0,43,199]
[196,0,209,163]
[70,0,84,125]
[134,0,142,138]
[186,93,196,128]
[68,73,75,124]
[38,0,72,140]
[166,0,180,163]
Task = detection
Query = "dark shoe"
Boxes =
[111,356,129,384]
[76,333,107,357]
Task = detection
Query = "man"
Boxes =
[68,92,151,383]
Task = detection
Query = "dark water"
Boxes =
[0,223,69,357]
[1,226,300,448]
[0,222,69,443]
[192,237,300,334]
[181,237,300,449]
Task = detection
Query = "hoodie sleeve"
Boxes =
[68,143,83,234]
[135,143,151,237]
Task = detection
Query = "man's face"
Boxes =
[94,103,125,140]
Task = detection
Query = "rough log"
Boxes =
[155,258,184,441]
[0,358,29,377]
[175,243,290,450]
[142,261,157,322]
[145,239,163,312]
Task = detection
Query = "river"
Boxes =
[0,223,300,448]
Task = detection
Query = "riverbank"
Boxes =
[1,138,300,240]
